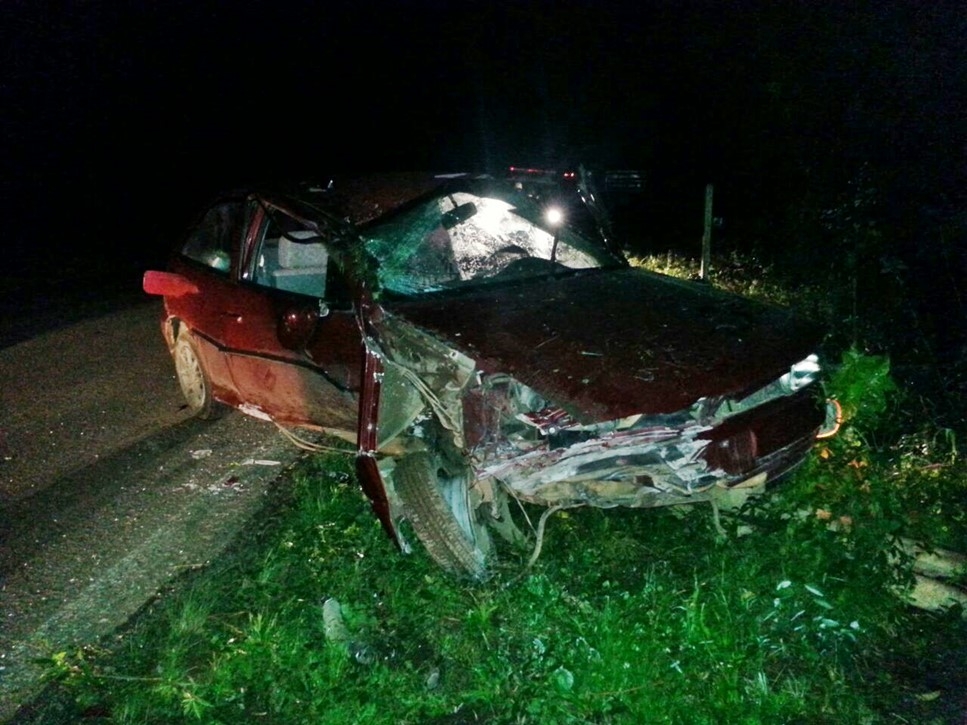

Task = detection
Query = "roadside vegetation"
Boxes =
[31,245,967,723]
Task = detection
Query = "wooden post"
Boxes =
[700,184,713,281]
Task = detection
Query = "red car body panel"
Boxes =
[165,254,362,432]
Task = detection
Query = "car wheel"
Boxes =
[393,451,491,580]
[173,328,224,420]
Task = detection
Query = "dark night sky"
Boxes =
[4,1,965,267]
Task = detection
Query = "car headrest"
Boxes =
[278,231,328,268]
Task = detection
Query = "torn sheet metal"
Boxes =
[372,317,476,453]
[476,424,716,508]
[460,366,824,510]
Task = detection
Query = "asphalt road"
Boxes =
[0,300,305,720]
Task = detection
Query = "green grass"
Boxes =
[35,253,967,724]
[39,431,967,721]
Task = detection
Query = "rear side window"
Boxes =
[181,200,246,272]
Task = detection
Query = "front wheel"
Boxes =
[393,451,491,579]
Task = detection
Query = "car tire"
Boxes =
[173,328,224,420]
[393,451,491,580]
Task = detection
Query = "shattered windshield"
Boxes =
[361,190,621,296]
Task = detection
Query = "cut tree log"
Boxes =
[723,507,966,616]
[895,539,967,616]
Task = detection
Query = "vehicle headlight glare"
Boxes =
[780,354,820,393]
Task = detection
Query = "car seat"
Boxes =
[272,231,328,297]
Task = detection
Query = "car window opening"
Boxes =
[250,210,340,299]
[181,200,246,273]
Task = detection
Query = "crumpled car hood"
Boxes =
[383,267,821,422]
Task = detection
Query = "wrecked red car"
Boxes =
[144,173,837,578]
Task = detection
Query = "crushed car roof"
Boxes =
[260,173,466,226]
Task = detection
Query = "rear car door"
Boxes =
[166,197,251,399]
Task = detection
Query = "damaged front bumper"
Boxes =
[469,379,828,510]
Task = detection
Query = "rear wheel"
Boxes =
[393,451,492,579]
[173,328,224,419]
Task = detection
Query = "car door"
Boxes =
[165,197,252,401]
[220,200,361,435]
